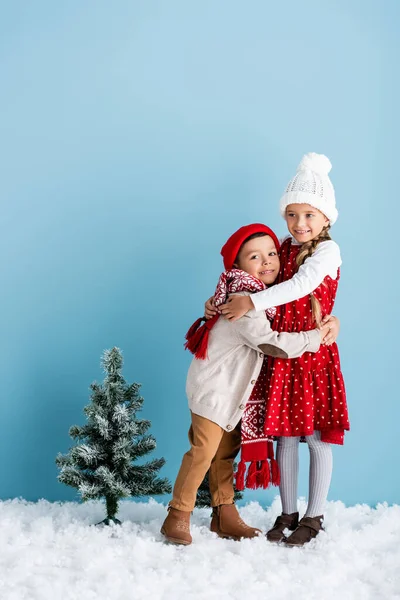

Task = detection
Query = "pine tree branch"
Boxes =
[94,466,131,497]
[112,404,130,426]
[130,476,172,497]
[130,435,157,458]
[134,419,151,436]
[89,383,109,409]
[93,414,111,440]
[55,453,73,468]
[69,425,92,440]
[58,465,98,489]
[124,382,141,401]
[70,444,106,468]
[127,458,166,481]
[79,482,103,500]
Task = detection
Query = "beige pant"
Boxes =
[170,412,241,512]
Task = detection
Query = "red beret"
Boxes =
[220,223,280,271]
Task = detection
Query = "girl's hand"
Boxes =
[219,295,254,321]
[320,314,340,345]
[205,296,218,320]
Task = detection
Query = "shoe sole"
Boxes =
[160,527,191,546]
[212,532,242,541]
[284,530,321,547]
[266,526,298,544]
[285,533,319,547]
[211,529,261,541]
[284,541,305,547]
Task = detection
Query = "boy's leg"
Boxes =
[208,422,241,507]
[208,422,261,540]
[169,412,224,512]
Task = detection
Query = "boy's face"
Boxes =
[234,235,280,285]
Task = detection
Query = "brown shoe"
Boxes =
[160,507,192,545]
[266,512,299,543]
[284,515,324,547]
[210,504,261,541]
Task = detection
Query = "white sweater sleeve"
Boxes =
[234,312,321,358]
[251,240,342,311]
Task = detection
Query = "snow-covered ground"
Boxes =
[0,497,399,600]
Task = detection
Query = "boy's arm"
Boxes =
[234,312,323,359]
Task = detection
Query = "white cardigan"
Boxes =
[186,293,321,431]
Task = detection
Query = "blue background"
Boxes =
[1,0,399,506]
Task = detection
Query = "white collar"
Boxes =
[290,236,301,246]
[281,234,301,246]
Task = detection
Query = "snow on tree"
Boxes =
[56,347,171,524]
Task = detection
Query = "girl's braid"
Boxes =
[295,225,332,325]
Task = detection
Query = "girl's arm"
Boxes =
[252,240,341,310]
[220,240,341,320]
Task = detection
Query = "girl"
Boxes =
[161,223,327,546]
[206,153,349,546]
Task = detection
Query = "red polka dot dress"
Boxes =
[263,238,350,445]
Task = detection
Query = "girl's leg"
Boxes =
[304,430,333,518]
[276,435,300,514]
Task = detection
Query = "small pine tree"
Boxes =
[56,347,171,524]
[195,464,244,508]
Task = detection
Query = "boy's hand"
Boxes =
[219,295,254,321]
[205,296,218,320]
[318,323,330,340]
[320,314,340,345]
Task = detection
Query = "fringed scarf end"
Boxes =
[234,460,246,491]
[270,458,280,487]
[256,460,271,489]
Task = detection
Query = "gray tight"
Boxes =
[276,431,333,517]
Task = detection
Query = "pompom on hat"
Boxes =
[220,223,280,270]
[279,152,338,225]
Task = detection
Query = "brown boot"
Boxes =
[210,504,261,541]
[266,512,299,543]
[284,515,324,547]
[160,507,192,545]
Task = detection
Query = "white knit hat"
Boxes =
[279,152,338,225]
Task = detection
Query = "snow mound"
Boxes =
[0,497,399,600]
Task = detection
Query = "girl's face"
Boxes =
[285,204,329,243]
[235,235,280,285]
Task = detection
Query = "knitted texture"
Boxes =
[279,152,338,224]
[221,223,280,270]
[184,269,268,360]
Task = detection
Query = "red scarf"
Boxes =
[185,269,274,359]
[235,359,280,491]
[185,269,279,491]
